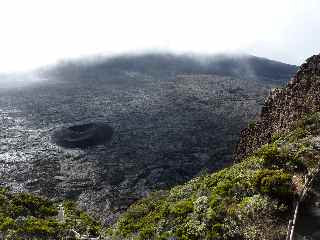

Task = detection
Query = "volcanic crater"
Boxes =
[52,122,113,148]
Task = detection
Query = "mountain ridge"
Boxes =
[42,53,297,84]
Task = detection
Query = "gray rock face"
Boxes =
[0,54,296,225]
[235,54,320,161]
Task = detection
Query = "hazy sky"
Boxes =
[1,0,319,72]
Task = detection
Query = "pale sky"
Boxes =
[0,0,319,72]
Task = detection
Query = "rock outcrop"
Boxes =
[235,54,320,161]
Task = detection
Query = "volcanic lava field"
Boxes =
[0,55,296,224]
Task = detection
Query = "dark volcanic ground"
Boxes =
[0,54,297,225]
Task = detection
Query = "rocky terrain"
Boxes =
[235,54,320,161]
[0,53,297,225]
[107,53,320,239]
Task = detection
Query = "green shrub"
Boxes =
[138,226,155,240]
[17,217,60,237]
[174,220,200,240]
[255,144,279,161]
[214,180,235,197]
[115,191,170,238]
[0,188,102,239]
[0,216,15,231]
[207,223,223,239]
[286,127,309,142]
[78,212,101,235]
[271,132,283,143]
[10,193,57,218]
[63,200,101,235]
[170,200,193,216]
[252,169,293,200]
[159,232,174,239]
[255,143,304,171]
[248,121,256,129]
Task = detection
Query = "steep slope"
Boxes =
[235,54,320,161]
[0,53,297,225]
[108,54,320,239]
[108,111,320,240]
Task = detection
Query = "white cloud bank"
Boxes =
[0,0,319,72]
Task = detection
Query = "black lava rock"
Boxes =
[52,122,113,148]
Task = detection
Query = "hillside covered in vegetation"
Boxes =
[107,111,320,239]
[0,188,101,239]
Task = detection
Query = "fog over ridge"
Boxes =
[1,0,320,72]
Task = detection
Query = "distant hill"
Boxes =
[44,53,297,84]
[0,53,297,226]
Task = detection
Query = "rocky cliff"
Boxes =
[235,54,320,161]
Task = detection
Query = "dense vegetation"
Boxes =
[0,189,101,239]
[108,112,320,239]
